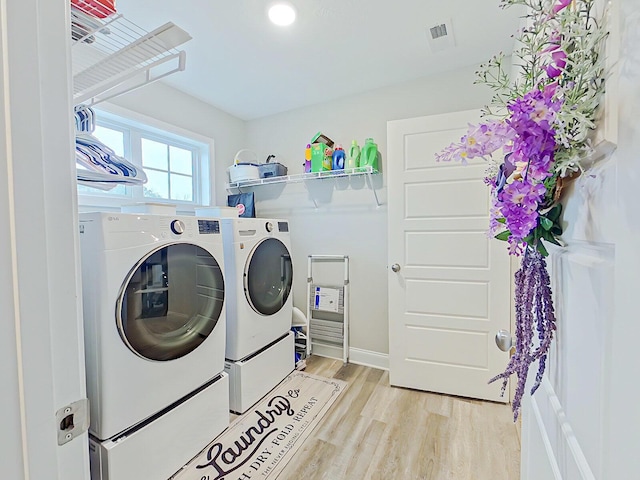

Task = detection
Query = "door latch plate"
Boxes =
[55,398,89,446]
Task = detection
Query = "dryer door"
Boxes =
[116,243,225,361]
[244,238,293,316]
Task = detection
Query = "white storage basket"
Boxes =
[227,149,260,183]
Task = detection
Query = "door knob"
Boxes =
[495,329,515,352]
[391,263,401,273]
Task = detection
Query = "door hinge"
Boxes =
[55,398,89,446]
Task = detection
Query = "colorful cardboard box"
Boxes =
[310,132,334,172]
[311,143,333,172]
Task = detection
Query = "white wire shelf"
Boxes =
[226,166,381,206]
[71,0,191,106]
[226,166,378,188]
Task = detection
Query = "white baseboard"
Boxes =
[348,348,389,371]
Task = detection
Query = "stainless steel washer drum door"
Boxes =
[116,243,224,361]
[244,238,292,316]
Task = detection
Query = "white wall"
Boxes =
[107,81,246,206]
[243,65,494,356]
[604,0,640,474]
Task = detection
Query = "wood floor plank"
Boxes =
[304,355,343,378]
[321,414,376,478]
[438,397,520,480]
[276,438,338,480]
[360,370,402,422]
[365,387,434,479]
[274,356,520,480]
[314,364,381,442]
[342,419,387,479]
[414,412,450,479]
[423,391,455,418]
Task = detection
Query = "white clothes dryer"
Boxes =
[222,217,293,361]
[79,213,229,480]
[221,218,294,413]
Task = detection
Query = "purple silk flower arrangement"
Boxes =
[437,0,608,420]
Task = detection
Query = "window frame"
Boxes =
[77,103,214,213]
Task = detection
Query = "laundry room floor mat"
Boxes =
[170,371,347,480]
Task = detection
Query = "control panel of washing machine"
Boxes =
[264,221,288,233]
[197,219,220,234]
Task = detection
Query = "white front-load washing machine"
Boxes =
[221,217,294,413]
[79,212,229,480]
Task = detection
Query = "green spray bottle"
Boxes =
[347,140,360,169]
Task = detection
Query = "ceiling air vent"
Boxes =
[430,24,448,39]
[425,19,455,53]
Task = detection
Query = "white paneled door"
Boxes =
[387,110,511,402]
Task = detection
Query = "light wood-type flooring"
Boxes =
[275,355,521,480]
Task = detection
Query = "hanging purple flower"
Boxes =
[507,84,562,133]
[526,153,555,181]
[435,121,515,164]
[489,249,557,421]
[498,179,546,240]
[488,195,504,236]
[545,50,568,78]
[552,0,572,15]
[434,142,472,165]
[540,37,568,79]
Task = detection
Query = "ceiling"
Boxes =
[116,0,524,120]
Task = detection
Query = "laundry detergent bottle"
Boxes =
[332,145,346,170]
[347,140,360,169]
[304,143,312,173]
[360,138,378,171]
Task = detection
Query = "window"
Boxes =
[77,107,212,210]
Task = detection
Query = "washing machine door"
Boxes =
[244,238,292,316]
[116,243,225,361]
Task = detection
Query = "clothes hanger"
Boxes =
[73,104,147,185]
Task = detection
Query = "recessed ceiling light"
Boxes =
[268,3,296,26]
